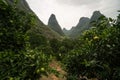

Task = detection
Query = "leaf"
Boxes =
[0,0,8,6]
[109,18,113,22]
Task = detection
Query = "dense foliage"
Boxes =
[0,1,31,51]
[0,0,119,80]
[62,15,120,80]
[0,1,50,80]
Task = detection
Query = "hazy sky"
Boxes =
[26,0,119,30]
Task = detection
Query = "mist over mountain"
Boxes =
[48,14,64,36]
[63,11,103,38]
[5,0,105,39]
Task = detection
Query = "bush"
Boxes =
[0,49,50,80]
[63,15,120,80]
[0,1,50,79]
[0,0,34,52]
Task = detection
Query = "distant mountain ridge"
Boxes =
[6,0,104,39]
[63,11,103,38]
[48,14,64,36]
[5,0,61,39]
[69,17,90,38]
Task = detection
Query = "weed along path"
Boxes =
[40,59,67,80]
[40,59,98,80]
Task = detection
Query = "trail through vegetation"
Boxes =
[0,0,120,80]
[40,59,66,80]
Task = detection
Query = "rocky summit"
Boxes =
[48,14,64,36]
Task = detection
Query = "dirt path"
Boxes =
[40,59,66,80]
[40,59,98,80]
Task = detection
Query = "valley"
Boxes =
[0,0,120,80]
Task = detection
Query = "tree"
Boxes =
[0,0,34,52]
[0,1,50,80]
[63,14,120,80]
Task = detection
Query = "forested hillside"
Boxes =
[5,0,61,40]
[0,0,120,80]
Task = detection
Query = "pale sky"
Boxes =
[26,0,119,30]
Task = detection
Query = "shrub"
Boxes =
[0,1,50,79]
[63,15,120,80]
[0,49,50,80]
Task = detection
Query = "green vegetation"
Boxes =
[62,15,120,80]
[0,0,120,80]
[0,1,50,80]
